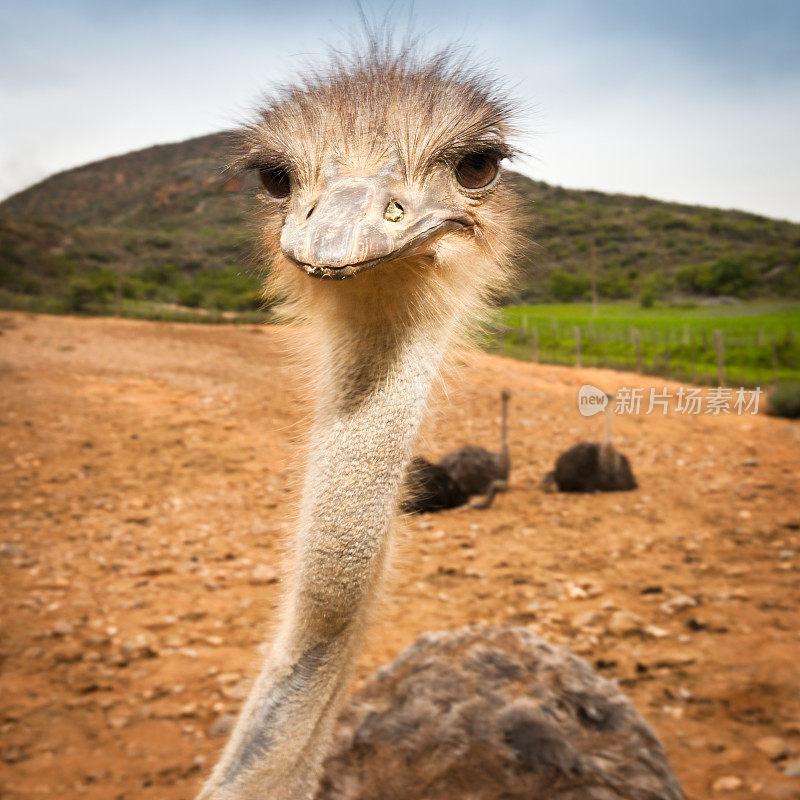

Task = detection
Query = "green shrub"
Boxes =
[136,262,180,285]
[767,382,800,419]
[123,277,160,300]
[598,267,634,299]
[66,273,112,313]
[676,254,758,297]
[549,270,591,302]
[177,285,204,308]
[638,272,669,307]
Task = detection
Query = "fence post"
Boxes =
[115,264,122,317]
[631,327,642,373]
[574,326,582,367]
[772,335,779,382]
[713,329,725,385]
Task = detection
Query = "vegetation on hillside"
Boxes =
[0,132,799,319]
[509,177,800,304]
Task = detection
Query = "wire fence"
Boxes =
[483,318,799,387]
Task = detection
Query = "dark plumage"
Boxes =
[401,456,469,514]
[316,626,685,800]
[546,442,637,493]
[544,394,637,493]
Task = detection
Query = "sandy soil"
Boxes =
[0,311,798,800]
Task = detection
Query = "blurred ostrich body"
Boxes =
[544,395,637,493]
[401,456,469,514]
[318,626,684,800]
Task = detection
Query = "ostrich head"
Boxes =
[235,41,522,331]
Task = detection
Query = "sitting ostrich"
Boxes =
[317,626,684,800]
[438,387,512,504]
[400,456,469,514]
[543,393,637,493]
[403,388,511,513]
[198,42,676,800]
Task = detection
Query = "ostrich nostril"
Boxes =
[383,199,404,223]
[306,204,316,220]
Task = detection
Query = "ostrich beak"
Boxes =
[279,176,473,279]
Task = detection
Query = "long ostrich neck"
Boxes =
[501,394,509,456]
[497,393,510,476]
[198,305,454,800]
[599,402,618,475]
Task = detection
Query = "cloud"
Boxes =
[1,0,798,219]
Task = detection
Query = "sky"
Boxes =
[1,0,799,221]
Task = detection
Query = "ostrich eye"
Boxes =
[259,165,291,199]
[455,153,499,190]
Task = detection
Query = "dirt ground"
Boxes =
[0,311,798,800]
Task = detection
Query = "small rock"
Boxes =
[207,713,236,738]
[50,621,75,637]
[249,564,279,585]
[120,634,158,660]
[783,721,800,735]
[542,581,562,600]
[221,680,249,701]
[571,610,600,629]
[1,747,27,763]
[659,595,697,616]
[51,643,84,664]
[607,610,643,636]
[756,736,791,761]
[643,624,670,638]
[0,544,23,558]
[712,776,742,792]
[783,758,800,777]
[653,652,696,668]
[742,457,758,467]
[566,583,588,600]
[216,672,243,686]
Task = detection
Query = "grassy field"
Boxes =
[492,301,800,386]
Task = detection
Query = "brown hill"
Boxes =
[1,132,799,316]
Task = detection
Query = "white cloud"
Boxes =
[1,0,798,221]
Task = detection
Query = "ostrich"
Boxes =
[437,387,512,504]
[400,456,469,514]
[198,42,676,800]
[543,393,637,493]
[403,388,511,513]
[317,626,685,800]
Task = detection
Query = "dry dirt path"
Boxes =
[0,312,798,799]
